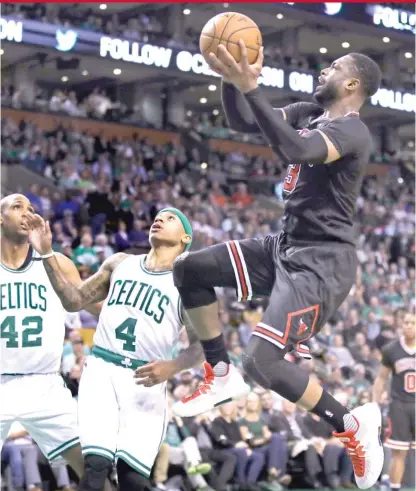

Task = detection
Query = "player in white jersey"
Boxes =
[0,194,102,482]
[26,207,204,491]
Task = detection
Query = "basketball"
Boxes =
[200,12,262,65]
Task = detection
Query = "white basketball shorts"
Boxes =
[0,373,80,463]
[78,355,168,479]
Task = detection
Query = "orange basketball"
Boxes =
[200,12,262,65]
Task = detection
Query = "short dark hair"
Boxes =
[348,53,382,98]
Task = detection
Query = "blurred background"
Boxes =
[1,2,415,491]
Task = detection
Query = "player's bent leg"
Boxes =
[172,240,272,417]
[243,333,383,488]
[78,454,113,491]
[117,458,152,491]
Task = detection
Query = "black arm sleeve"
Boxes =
[244,87,328,163]
[222,82,322,133]
[244,87,369,164]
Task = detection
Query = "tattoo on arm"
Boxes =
[43,253,127,311]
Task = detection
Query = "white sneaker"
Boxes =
[333,402,384,490]
[173,362,250,417]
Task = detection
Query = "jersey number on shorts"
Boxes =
[404,372,416,393]
[1,316,43,348]
[115,318,137,352]
[283,164,301,193]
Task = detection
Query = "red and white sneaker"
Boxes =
[172,362,250,417]
[333,402,384,490]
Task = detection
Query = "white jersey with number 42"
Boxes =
[0,250,67,374]
[94,255,184,361]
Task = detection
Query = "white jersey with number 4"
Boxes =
[0,250,66,374]
[93,255,184,361]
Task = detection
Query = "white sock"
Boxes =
[343,412,358,433]
[213,361,229,377]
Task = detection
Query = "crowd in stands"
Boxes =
[3,2,414,92]
[2,98,415,490]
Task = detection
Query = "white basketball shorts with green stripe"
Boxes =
[0,373,80,464]
[78,353,168,478]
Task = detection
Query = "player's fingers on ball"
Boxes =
[257,46,265,66]
[217,45,237,68]
[238,40,249,66]
[208,53,227,75]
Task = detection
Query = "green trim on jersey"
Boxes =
[48,437,80,461]
[92,346,148,370]
[116,450,151,478]
[140,256,172,276]
[1,260,35,274]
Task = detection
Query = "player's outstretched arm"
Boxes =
[26,213,127,311]
[54,253,114,316]
[210,41,359,165]
[222,80,323,133]
[42,253,127,312]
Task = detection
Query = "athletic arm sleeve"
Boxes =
[244,87,367,164]
[221,82,322,132]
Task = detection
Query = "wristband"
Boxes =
[41,251,55,260]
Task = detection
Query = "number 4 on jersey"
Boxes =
[115,318,137,352]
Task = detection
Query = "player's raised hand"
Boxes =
[134,360,176,387]
[26,213,53,256]
[208,40,264,93]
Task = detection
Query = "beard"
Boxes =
[313,81,338,106]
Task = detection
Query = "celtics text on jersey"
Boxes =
[1,250,67,374]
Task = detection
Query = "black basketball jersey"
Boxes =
[280,105,372,246]
[381,338,416,403]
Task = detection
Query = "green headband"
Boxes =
[156,208,193,250]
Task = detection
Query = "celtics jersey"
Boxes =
[1,248,67,374]
[94,255,184,361]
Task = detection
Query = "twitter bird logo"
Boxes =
[324,3,342,16]
[56,29,78,52]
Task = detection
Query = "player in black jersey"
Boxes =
[373,313,416,491]
[172,43,383,488]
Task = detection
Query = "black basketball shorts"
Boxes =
[385,400,416,451]
[212,233,357,359]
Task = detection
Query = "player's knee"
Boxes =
[117,458,152,491]
[242,336,284,390]
[173,251,217,309]
[172,251,195,288]
[79,454,113,491]
[243,336,308,402]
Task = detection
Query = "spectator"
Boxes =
[231,183,254,207]
[211,401,265,488]
[73,233,99,273]
[2,422,42,491]
[164,409,213,491]
[269,400,322,488]
[327,334,355,368]
[240,392,290,485]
